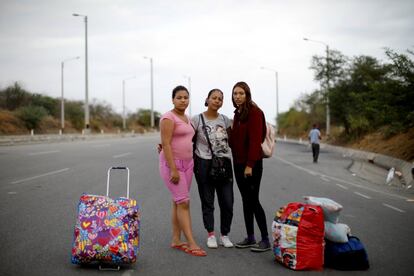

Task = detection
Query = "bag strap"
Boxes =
[200,114,215,157]
[261,111,266,143]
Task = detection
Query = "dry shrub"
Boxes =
[0,110,28,134]
[37,116,60,134]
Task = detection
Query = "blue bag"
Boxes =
[324,236,369,270]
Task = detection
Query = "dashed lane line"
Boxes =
[321,176,331,182]
[28,150,60,156]
[275,156,410,201]
[354,192,372,199]
[383,203,405,213]
[113,152,132,158]
[10,168,70,184]
[336,183,349,190]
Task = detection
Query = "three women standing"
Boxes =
[159,82,270,256]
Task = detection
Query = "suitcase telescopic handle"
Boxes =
[106,166,130,198]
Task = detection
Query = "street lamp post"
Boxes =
[303,37,331,136]
[143,56,154,128]
[122,76,136,130]
[73,13,90,132]
[183,75,191,117]
[61,56,80,132]
[260,66,279,131]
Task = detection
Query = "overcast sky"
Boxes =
[1,0,413,122]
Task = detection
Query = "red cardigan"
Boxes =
[230,105,264,167]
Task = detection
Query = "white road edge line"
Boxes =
[274,156,410,201]
[336,183,349,190]
[28,150,60,156]
[113,152,132,158]
[11,168,70,184]
[383,203,405,213]
[354,192,372,199]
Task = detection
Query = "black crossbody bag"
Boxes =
[199,114,233,181]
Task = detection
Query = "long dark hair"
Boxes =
[172,85,189,99]
[231,81,257,121]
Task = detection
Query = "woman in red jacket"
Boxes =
[229,81,270,252]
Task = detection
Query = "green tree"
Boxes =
[65,101,84,130]
[384,48,414,129]
[329,55,390,136]
[30,93,59,117]
[17,105,48,130]
[130,108,161,127]
[0,82,31,110]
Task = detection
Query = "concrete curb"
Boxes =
[0,132,157,146]
[278,137,413,191]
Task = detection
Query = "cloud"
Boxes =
[1,0,413,120]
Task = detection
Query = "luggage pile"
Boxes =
[272,197,369,271]
[71,167,140,269]
[303,196,370,271]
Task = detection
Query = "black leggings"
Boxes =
[194,155,234,235]
[234,160,268,239]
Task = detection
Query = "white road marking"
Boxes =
[11,168,70,184]
[321,175,330,182]
[275,156,410,201]
[336,183,349,190]
[383,203,405,213]
[28,150,60,156]
[354,192,372,199]
[8,192,17,195]
[113,152,132,158]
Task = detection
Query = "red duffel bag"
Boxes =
[272,202,325,270]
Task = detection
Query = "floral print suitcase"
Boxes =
[71,167,140,267]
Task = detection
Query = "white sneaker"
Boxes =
[220,235,234,248]
[207,235,218,248]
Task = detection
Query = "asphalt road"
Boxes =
[0,135,412,276]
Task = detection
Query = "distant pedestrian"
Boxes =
[159,85,207,257]
[229,81,271,252]
[308,124,322,163]
[192,88,234,249]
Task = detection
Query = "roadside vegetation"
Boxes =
[0,82,160,134]
[0,48,412,161]
[277,48,414,161]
